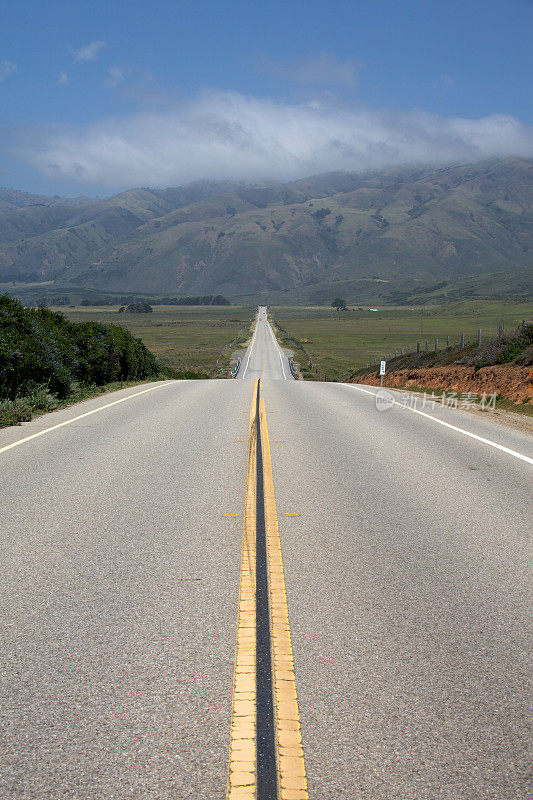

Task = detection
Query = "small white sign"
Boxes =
[380,360,386,376]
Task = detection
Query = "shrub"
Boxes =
[28,385,59,412]
[0,293,160,401]
[519,345,533,366]
[497,325,533,364]
[312,207,332,221]
[125,301,153,313]
[0,398,33,426]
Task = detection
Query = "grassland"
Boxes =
[59,305,255,376]
[55,299,533,381]
[271,300,533,380]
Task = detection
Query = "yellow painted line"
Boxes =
[228,381,307,798]
[283,513,299,517]
[224,513,239,517]
[227,379,259,800]
[259,396,308,799]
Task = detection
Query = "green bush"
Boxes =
[497,325,533,364]
[28,385,59,412]
[0,293,161,401]
[0,398,33,426]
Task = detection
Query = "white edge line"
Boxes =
[342,383,533,466]
[241,316,259,379]
[0,382,173,455]
[241,327,254,378]
[266,317,288,380]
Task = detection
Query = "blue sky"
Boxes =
[1,0,532,195]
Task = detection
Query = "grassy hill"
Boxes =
[347,321,533,412]
[1,158,531,303]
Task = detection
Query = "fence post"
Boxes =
[435,338,438,352]
[417,342,420,353]
[461,333,465,348]
[478,329,482,348]
[425,341,428,352]
[446,335,450,347]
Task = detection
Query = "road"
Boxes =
[240,306,290,380]
[1,308,531,800]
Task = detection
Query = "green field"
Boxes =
[57,300,533,381]
[271,300,533,380]
[60,305,254,376]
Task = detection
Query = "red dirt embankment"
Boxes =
[350,365,533,401]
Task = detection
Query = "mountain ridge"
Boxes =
[0,158,531,302]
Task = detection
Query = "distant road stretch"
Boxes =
[239,306,292,380]
[1,307,531,800]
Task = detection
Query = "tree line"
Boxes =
[30,294,231,308]
[79,295,231,307]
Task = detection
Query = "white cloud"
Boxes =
[432,74,454,93]
[73,40,107,63]
[258,53,358,87]
[0,59,17,82]
[103,65,159,100]
[57,71,69,85]
[15,90,533,189]
[104,66,125,88]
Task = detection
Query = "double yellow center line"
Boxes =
[227,380,308,799]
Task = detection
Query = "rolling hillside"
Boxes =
[0,158,531,303]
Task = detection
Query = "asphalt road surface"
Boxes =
[1,308,531,800]
[240,306,291,381]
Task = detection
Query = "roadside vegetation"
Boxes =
[347,322,533,415]
[351,321,533,375]
[0,294,194,428]
[270,300,533,380]
[60,304,255,377]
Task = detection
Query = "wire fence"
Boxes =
[364,320,530,370]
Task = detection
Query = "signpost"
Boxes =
[380,360,386,388]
